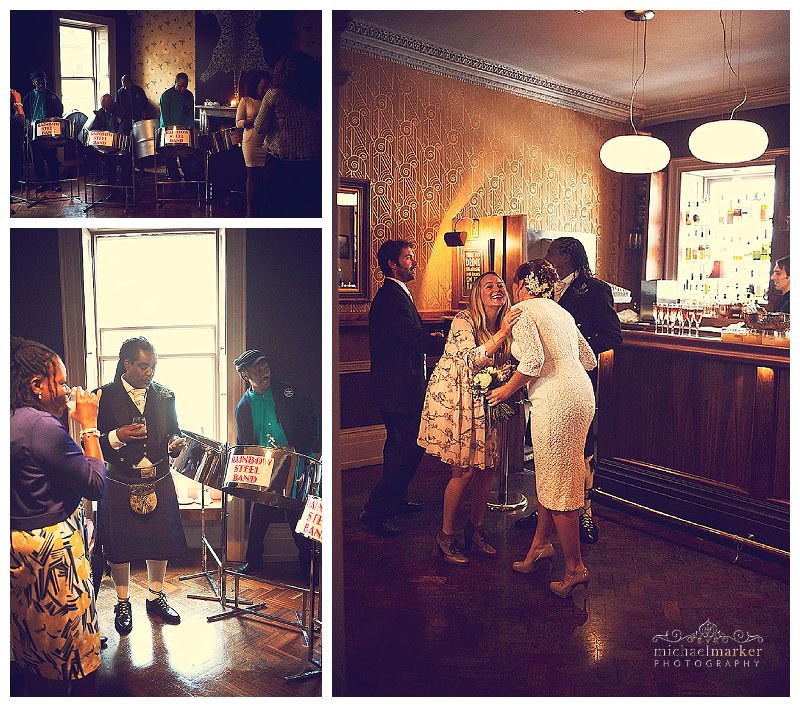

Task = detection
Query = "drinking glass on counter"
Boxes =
[667,302,680,333]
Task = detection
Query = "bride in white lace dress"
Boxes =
[488,259,597,599]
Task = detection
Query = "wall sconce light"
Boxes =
[688,11,768,163]
[444,230,468,247]
[600,10,671,174]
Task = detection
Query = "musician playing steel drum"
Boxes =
[21,70,63,193]
[158,72,200,182]
[232,350,320,582]
[86,93,132,193]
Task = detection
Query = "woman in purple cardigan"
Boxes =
[10,337,106,696]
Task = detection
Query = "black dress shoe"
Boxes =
[514,511,539,529]
[113,599,133,635]
[390,500,425,515]
[358,511,401,537]
[236,562,263,575]
[100,635,108,650]
[579,514,599,544]
[145,591,181,624]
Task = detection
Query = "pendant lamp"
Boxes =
[689,11,768,164]
[600,10,671,174]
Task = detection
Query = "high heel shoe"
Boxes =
[511,543,555,574]
[549,567,590,598]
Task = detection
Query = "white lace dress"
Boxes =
[511,298,597,511]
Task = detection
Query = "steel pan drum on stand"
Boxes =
[20,116,81,205]
[155,125,208,208]
[204,445,322,652]
[82,129,135,212]
[173,431,250,607]
[132,118,159,161]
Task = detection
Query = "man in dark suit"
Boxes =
[360,239,445,536]
[232,350,320,579]
[116,74,149,132]
[95,337,188,635]
[516,237,622,544]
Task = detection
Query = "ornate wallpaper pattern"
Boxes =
[340,49,624,313]
[130,11,196,116]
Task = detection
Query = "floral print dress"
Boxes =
[417,311,498,470]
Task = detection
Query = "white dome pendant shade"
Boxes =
[688,119,768,164]
[600,134,671,174]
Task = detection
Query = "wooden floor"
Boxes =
[11,171,243,219]
[340,458,789,697]
[11,553,321,697]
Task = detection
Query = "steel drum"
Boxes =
[223,445,321,512]
[171,430,226,489]
[64,110,89,136]
[29,117,74,148]
[83,130,131,154]
[132,118,159,161]
[157,125,199,157]
[205,127,243,153]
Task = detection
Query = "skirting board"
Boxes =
[340,424,386,470]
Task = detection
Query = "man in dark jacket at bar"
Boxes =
[516,236,622,544]
[359,239,445,536]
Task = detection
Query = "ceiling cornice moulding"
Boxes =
[343,21,789,127]
[343,21,632,123]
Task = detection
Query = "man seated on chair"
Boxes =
[232,350,320,582]
[158,72,200,182]
[86,93,132,193]
[21,70,63,193]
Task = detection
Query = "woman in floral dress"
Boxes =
[418,272,521,565]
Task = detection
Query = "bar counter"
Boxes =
[595,324,789,554]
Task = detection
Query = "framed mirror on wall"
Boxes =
[337,178,370,303]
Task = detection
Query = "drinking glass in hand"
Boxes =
[132,415,147,435]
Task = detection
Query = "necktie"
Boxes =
[131,388,147,413]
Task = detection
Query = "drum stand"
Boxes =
[487,399,528,512]
[18,133,81,208]
[285,541,322,682]
[179,481,254,609]
[83,150,135,213]
[204,491,313,643]
[154,150,209,211]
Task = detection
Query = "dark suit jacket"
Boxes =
[776,292,790,313]
[368,279,445,414]
[116,84,148,129]
[97,379,180,473]
[86,106,125,133]
[22,88,63,121]
[557,272,623,357]
[235,379,320,454]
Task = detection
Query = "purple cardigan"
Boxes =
[10,406,106,531]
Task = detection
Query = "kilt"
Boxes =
[95,464,187,563]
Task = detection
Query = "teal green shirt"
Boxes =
[159,86,195,128]
[248,388,288,448]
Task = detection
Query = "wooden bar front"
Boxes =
[595,327,789,552]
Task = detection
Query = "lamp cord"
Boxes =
[628,20,648,135]
[721,10,748,119]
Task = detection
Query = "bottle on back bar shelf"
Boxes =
[760,200,768,221]
[727,201,735,224]
[685,202,692,226]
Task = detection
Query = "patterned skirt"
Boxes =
[10,505,101,680]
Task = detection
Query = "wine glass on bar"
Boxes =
[667,301,679,333]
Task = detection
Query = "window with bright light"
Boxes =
[87,232,225,440]
[59,19,110,119]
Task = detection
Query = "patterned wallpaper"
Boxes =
[339,49,625,314]
[130,11,195,117]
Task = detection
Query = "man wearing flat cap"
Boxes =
[233,350,320,579]
[22,70,64,192]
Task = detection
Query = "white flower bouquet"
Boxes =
[472,365,517,426]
